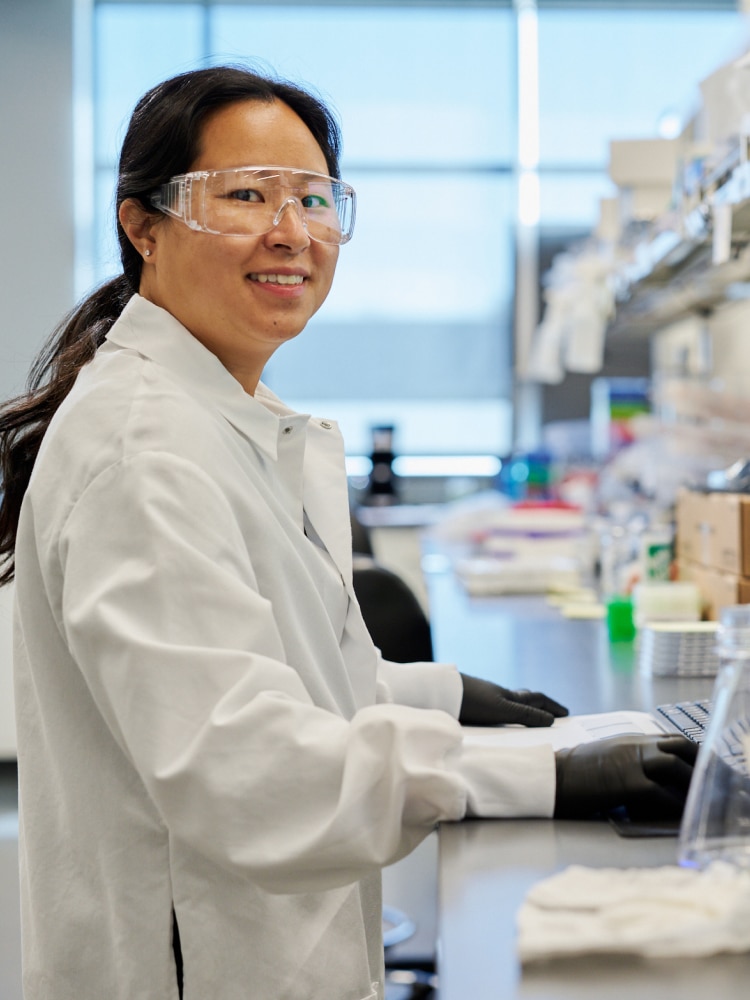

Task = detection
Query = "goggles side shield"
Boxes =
[150,166,356,245]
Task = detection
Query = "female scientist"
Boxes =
[0,66,696,1000]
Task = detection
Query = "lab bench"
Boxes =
[425,569,750,1000]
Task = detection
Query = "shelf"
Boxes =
[609,244,750,338]
[607,161,750,338]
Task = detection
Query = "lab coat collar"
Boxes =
[106,295,353,583]
[107,294,283,460]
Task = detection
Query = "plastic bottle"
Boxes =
[365,424,399,505]
[639,522,674,582]
[678,604,750,869]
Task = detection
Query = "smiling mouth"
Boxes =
[249,273,305,285]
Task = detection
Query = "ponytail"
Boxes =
[0,276,134,584]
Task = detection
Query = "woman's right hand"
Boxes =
[554,734,698,820]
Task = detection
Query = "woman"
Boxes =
[0,66,695,1000]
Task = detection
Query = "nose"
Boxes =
[266,197,311,251]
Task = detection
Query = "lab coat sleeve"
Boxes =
[57,452,555,895]
[375,655,464,716]
[454,740,556,818]
[375,657,555,817]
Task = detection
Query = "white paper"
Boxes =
[462,710,666,752]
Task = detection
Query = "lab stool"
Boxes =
[383,906,438,1000]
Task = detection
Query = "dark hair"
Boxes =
[0,65,342,584]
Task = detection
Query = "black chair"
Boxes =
[351,559,433,664]
[350,509,375,557]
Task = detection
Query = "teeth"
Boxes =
[250,273,304,285]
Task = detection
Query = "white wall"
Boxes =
[0,0,76,403]
[0,584,16,758]
[1,0,76,757]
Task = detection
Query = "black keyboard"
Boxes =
[655,699,712,744]
[656,699,749,766]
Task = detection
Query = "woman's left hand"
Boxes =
[458,673,569,727]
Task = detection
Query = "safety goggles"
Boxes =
[150,165,356,246]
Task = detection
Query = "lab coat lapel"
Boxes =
[303,419,354,589]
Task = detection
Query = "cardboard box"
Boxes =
[675,488,750,577]
[675,488,707,565]
[609,138,680,187]
[677,560,750,621]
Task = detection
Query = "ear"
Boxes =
[118,198,160,259]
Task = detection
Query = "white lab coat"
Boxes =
[13,294,555,1000]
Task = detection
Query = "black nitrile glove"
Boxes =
[458,673,569,728]
[554,734,698,820]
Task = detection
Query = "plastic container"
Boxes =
[639,524,674,582]
[606,595,636,642]
[631,581,701,629]
[678,604,750,870]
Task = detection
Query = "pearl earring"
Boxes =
[144,249,152,257]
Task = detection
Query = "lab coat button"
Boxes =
[320,420,333,430]
[282,426,293,435]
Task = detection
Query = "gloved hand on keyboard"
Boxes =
[458,673,569,728]
[554,734,698,820]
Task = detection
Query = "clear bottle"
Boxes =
[678,604,750,869]
[598,518,638,641]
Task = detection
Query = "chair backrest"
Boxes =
[352,559,433,663]
[350,510,374,556]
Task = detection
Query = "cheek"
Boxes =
[175,233,246,275]
[172,251,244,312]
[317,249,339,297]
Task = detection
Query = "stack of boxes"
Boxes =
[676,488,750,619]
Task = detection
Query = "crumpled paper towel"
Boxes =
[517,862,750,963]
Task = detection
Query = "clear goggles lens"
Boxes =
[150,166,356,246]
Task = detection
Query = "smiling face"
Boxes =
[122,99,339,393]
